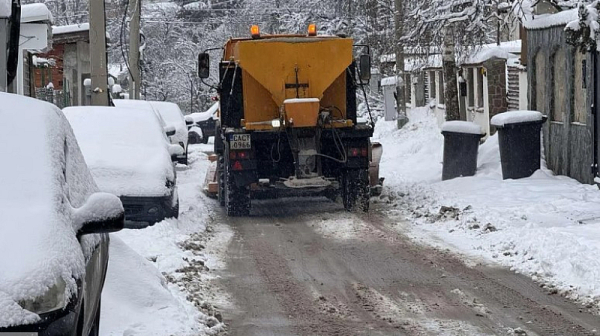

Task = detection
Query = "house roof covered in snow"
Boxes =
[53,23,89,35]
[523,9,577,30]
[21,3,52,23]
[461,40,521,65]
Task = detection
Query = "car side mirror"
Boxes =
[165,125,176,137]
[185,116,194,126]
[169,144,185,162]
[359,54,371,83]
[198,52,210,79]
[75,193,124,235]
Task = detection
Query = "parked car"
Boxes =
[112,99,176,137]
[148,101,189,165]
[63,106,182,227]
[187,124,204,145]
[188,102,219,144]
[0,93,124,335]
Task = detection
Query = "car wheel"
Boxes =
[88,299,101,336]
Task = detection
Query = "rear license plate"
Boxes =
[230,134,251,150]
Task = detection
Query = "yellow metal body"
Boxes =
[222,35,354,130]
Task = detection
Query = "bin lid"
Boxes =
[491,110,545,127]
[441,121,485,135]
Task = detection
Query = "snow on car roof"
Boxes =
[0,93,93,327]
[63,106,175,197]
[112,99,168,128]
[190,102,219,123]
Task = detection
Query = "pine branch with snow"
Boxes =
[565,0,600,51]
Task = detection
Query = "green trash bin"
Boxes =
[441,121,485,181]
[491,111,547,180]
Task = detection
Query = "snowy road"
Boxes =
[214,199,600,336]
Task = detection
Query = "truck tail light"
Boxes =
[349,147,368,157]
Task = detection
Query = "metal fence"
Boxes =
[35,88,71,109]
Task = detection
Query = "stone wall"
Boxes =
[483,58,507,128]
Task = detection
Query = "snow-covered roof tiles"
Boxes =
[523,9,577,30]
[21,3,52,23]
[53,23,89,35]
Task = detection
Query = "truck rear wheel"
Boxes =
[342,169,370,212]
[225,167,251,216]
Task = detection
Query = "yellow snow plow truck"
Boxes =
[198,25,383,216]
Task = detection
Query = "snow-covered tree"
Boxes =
[404,0,512,120]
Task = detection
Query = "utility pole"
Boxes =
[394,0,408,128]
[89,0,109,106]
[129,0,141,100]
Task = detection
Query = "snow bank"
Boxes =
[441,121,484,135]
[490,110,545,127]
[103,145,231,335]
[377,106,600,305]
[101,237,205,336]
[63,106,174,197]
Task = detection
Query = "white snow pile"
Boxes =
[441,121,484,135]
[63,106,175,197]
[491,110,545,127]
[102,237,206,336]
[0,94,98,327]
[148,101,188,147]
[376,106,600,306]
[102,144,231,335]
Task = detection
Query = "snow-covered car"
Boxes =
[63,106,181,227]
[112,99,176,138]
[0,93,124,334]
[148,101,189,165]
[189,102,219,144]
[187,125,204,145]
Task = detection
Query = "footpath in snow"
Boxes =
[375,106,600,309]
[100,144,231,336]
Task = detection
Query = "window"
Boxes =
[552,48,566,122]
[467,68,474,107]
[429,71,436,99]
[535,51,546,113]
[477,67,484,108]
[438,72,445,104]
[573,51,587,124]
